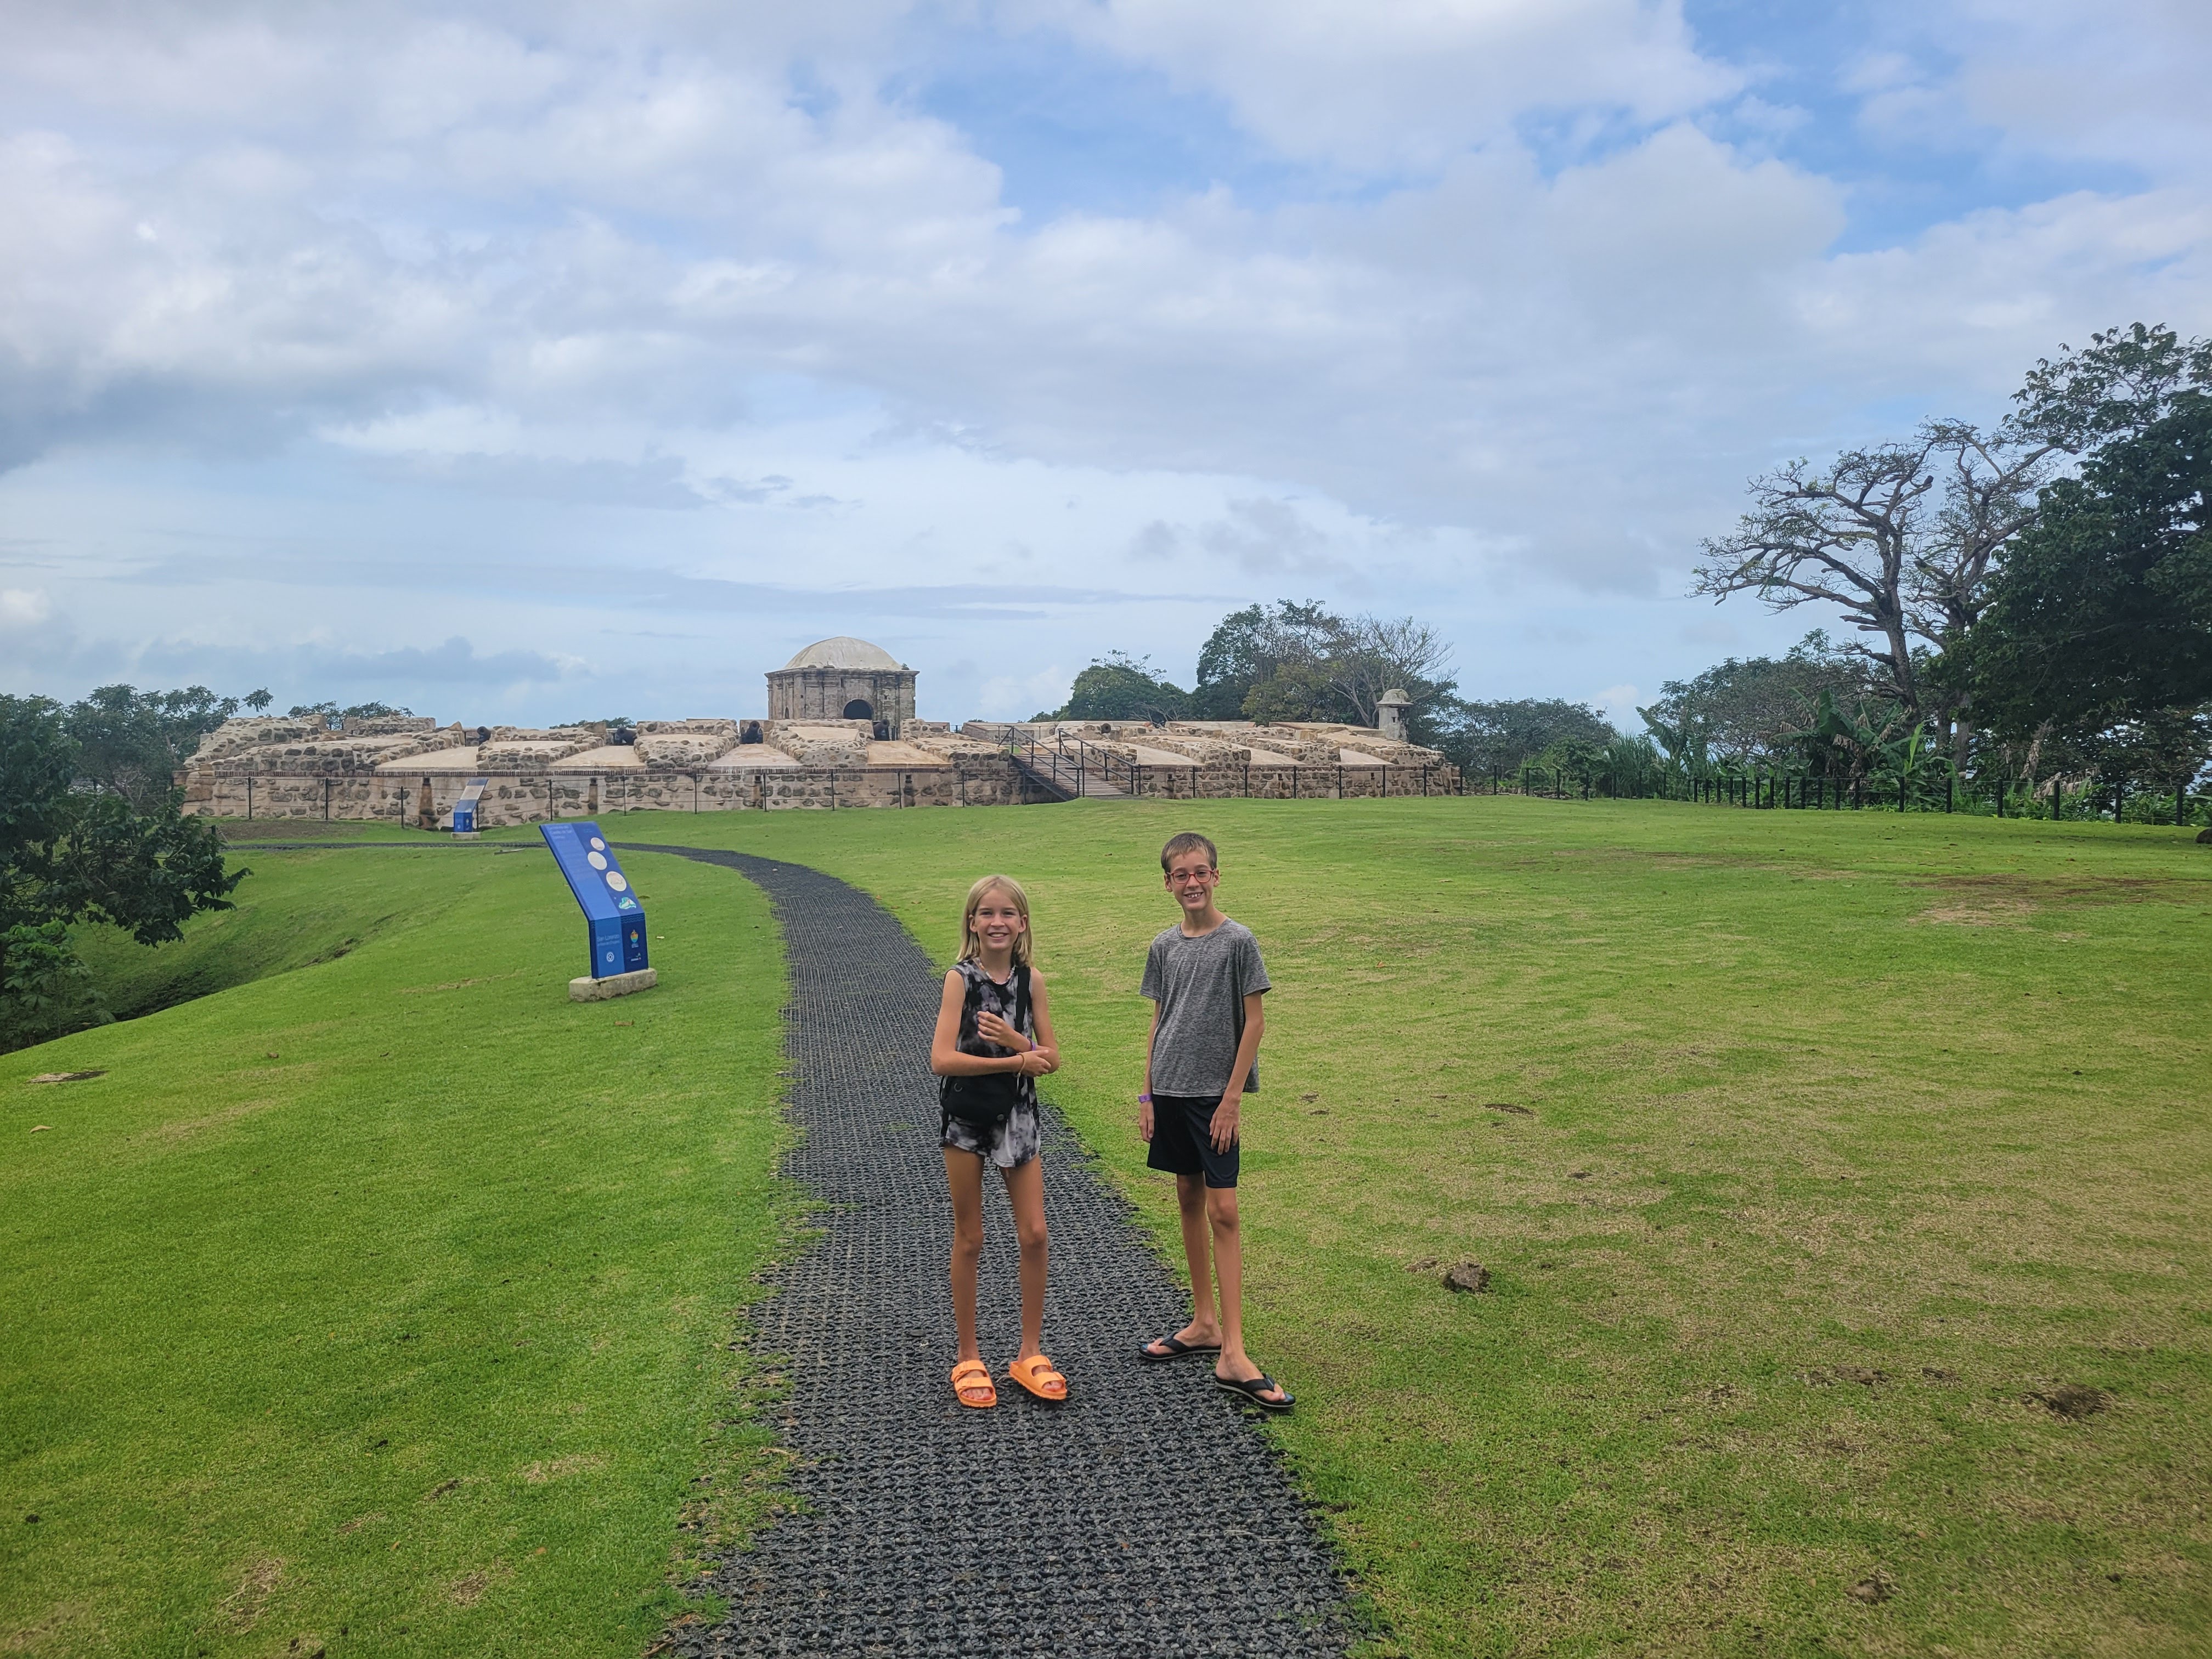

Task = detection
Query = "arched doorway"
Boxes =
[842,698,874,721]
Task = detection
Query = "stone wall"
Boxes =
[190,757,1025,825]
[765,667,918,729]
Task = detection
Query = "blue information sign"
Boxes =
[451,776,488,834]
[539,821,650,979]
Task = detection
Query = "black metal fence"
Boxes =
[1481,763,2204,825]
[1004,732,1453,800]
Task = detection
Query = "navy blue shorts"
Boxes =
[1146,1093,1239,1188]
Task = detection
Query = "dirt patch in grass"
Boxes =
[1916,898,2038,925]
[137,1097,280,1145]
[221,1557,284,1631]
[520,1453,608,1483]
[1917,872,2196,905]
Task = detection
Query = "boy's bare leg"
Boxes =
[943,1149,986,1364]
[1001,1157,1049,1360]
[1172,1172,1222,1345]
[1208,1186,1288,1403]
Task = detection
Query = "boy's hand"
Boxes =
[1137,1096,1154,1142]
[1210,1094,1242,1153]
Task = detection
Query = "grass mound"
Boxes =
[3,845,789,1657]
[613,797,2212,1657]
[71,834,467,1022]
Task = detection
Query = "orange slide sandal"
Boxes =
[951,1359,996,1409]
[1006,1353,1069,1403]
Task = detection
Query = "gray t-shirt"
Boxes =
[1142,918,1271,1097]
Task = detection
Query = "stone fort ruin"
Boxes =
[181,636,1458,828]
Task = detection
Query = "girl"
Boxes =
[929,874,1066,1409]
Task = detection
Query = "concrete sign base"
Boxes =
[570,968,658,1002]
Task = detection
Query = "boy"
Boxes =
[1136,831,1292,1410]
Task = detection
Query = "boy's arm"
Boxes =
[1138,999,1159,1142]
[1208,991,1266,1154]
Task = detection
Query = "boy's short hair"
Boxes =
[1159,831,1218,873]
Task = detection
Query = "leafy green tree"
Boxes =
[1430,698,1615,777]
[1639,633,1868,766]
[1963,391,2210,740]
[1192,601,1341,719]
[66,684,242,810]
[1,696,244,1053]
[1192,601,1455,728]
[244,689,273,713]
[1039,653,1191,723]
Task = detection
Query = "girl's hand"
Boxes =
[977,1011,1022,1048]
[1017,1049,1053,1077]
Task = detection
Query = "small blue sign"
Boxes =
[452,776,488,834]
[539,821,650,979]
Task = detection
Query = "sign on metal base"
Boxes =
[539,821,651,982]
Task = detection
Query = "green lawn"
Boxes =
[595,796,2212,1658]
[2,843,790,1658]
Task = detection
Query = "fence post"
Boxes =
[1946,773,1953,814]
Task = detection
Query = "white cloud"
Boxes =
[1023,0,1737,172]
[0,587,54,628]
[0,1,2206,723]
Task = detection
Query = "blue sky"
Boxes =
[2,0,2207,727]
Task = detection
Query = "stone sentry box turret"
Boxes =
[765,636,917,740]
[540,821,657,1001]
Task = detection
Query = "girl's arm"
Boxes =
[929,970,1025,1078]
[978,969,1058,1075]
[1024,970,1060,1075]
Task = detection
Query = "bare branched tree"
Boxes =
[1327,615,1454,729]
[1692,421,2057,760]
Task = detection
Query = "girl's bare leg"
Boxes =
[943,1149,986,1363]
[1001,1156,1049,1359]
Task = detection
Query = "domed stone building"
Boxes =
[764,636,917,738]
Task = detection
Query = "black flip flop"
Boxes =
[1216,1373,1294,1412]
[1140,1334,1223,1363]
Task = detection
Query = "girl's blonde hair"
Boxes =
[958,874,1034,967]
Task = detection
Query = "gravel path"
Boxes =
[623,846,1353,1658]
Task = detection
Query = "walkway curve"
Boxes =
[624,846,1353,1658]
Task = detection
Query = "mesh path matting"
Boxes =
[622,846,1352,1658]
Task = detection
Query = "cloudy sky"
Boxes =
[3,0,2208,727]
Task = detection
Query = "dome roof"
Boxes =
[777,636,906,672]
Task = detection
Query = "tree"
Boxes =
[286,700,411,723]
[1040,653,1191,723]
[1428,698,1616,777]
[1,696,245,1052]
[2012,322,2212,453]
[244,689,273,714]
[1697,325,2212,770]
[1192,602,1340,720]
[1192,600,1455,729]
[1692,422,2055,755]
[1963,391,2211,739]
[66,684,242,811]
[1327,614,1454,731]
[1638,633,1868,766]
